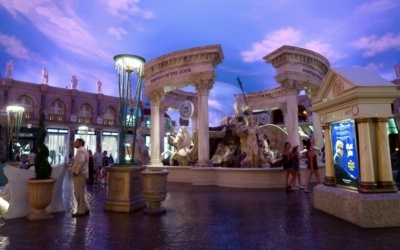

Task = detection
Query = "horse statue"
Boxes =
[161,126,198,166]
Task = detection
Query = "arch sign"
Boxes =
[179,100,194,120]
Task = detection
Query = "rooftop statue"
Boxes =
[41,67,49,84]
[394,64,400,79]
[70,74,78,89]
[96,79,102,93]
[5,60,13,78]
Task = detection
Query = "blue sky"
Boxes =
[1,0,400,126]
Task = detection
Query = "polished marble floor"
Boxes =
[1,173,400,250]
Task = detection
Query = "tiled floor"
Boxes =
[1,173,400,250]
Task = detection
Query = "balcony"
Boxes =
[103,119,115,126]
[49,114,65,122]
[24,112,33,119]
[78,117,91,124]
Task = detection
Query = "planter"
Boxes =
[104,165,146,212]
[26,178,56,221]
[142,169,169,214]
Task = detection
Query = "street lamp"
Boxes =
[113,54,145,166]
[6,105,25,161]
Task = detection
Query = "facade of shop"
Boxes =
[0,78,173,164]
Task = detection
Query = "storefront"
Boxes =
[101,131,119,163]
[74,129,96,155]
[46,127,69,165]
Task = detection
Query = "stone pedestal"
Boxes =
[142,169,169,214]
[314,185,400,228]
[104,166,146,212]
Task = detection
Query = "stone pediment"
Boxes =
[311,67,400,123]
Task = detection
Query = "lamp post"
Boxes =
[113,54,145,166]
[6,105,25,162]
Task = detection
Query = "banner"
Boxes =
[330,119,360,190]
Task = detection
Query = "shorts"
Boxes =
[283,164,292,170]
[94,165,102,173]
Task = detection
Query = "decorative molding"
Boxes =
[194,79,214,96]
[147,90,164,105]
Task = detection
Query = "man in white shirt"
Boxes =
[69,138,90,217]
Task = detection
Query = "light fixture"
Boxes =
[6,105,25,161]
[114,54,146,166]
[78,125,89,131]
[27,123,32,129]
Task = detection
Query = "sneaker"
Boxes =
[299,185,305,189]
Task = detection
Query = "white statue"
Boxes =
[41,67,49,84]
[70,74,78,89]
[96,79,102,93]
[161,126,198,166]
[5,60,13,78]
[394,64,400,79]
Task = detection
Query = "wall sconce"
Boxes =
[27,123,32,129]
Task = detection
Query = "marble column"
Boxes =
[374,117,398,192]
[356,118,377,193]
[147,90,164,166]
[322,124,335,186]
[285,91,300,147]
[194,79,214,167]
[159,104,167,158]
[312,112,324,162]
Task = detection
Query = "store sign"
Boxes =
[47,128,69,134]
[102,131,119,136]
[19,133,34,137]
[330,119,359,190]
[75,130,96,135]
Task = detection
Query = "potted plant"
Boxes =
[26,108,56,221]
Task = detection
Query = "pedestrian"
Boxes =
[27,149,36,169]
[283,142,296,192]
[93,146,103,186]
[87,149,95,184]
[68,138,90,217]
[304,143,322,193]
[291,145,303,189]
[101,150,109,187]
[15,150,21,162]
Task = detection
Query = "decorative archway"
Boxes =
[143,45,224,166]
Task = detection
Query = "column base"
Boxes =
[359,181,378,193]
[148,160,163,166]
[377,181,398,193]
[323,176,336,186]
[195,160,213,167]
[314,184,400,228]
[104,165,146,213]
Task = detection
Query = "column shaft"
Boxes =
[356,118,377,193]
[147,91,164,166]
[374,117,397,192]
[322,124,335,186]
[285,94,300,147]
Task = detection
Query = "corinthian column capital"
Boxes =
[194,78,214,96]
[146,90,164,105]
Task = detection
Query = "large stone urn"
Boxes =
[142,169,169,214]
[26,178,56,221]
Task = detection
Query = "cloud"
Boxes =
[354,0,397,14]
[351,33,400,57]
[0,0,112,62]
[365,62,384,72]
[108,27,128,39]
[241,27,302,62]
[103,0,155,19]
[304,40,347,62]
[0,33,41,60]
